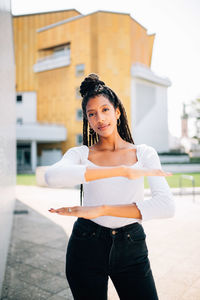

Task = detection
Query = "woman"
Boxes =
[45,74,175,300]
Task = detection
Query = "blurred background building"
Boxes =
[0,0,16,294]
[13,9,172,173]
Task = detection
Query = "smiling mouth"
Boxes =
[98,124,110,130]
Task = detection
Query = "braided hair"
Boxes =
[79,73,135,205]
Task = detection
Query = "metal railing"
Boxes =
[179,174,195,202]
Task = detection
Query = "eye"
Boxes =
[88,108,109,117]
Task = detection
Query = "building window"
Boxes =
[34,44,70,73]
[17,144,31,172]
[16,95,22,102]
[76,134,83,145]
[16,118,23,125]
[52,44,70,59]
[76,109,83,120]
[76,87,81,99]
[76,64,85,76]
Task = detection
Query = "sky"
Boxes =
[11,0,200,138]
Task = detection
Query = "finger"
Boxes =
[53,208,73,216]
[49,208,63,213]
[48,208,56,213]
[146,170,173,177]
[55,209,64,214]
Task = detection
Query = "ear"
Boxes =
[115,107,121,119]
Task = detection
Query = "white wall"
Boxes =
[131,64,171,152]
[16,91,37,123]
[0,0,16,295]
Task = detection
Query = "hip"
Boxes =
[68,217,147,248]
[67,218,149,272]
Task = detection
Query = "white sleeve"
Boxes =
[44,147,89,188]
[134,145,176,221]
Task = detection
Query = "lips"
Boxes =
[98,124,110,130]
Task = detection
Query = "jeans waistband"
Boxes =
[75,217,142,235]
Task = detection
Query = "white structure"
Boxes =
[16,92,67,173]
[0,0,16,295]
[33,44,70,73]
[131,63,171,152]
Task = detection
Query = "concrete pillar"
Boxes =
[31,140,37,172]
[0,0,16,294]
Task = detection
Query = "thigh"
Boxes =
[65,223,109,300]
[110,225,159,300]
[110,258,158,300]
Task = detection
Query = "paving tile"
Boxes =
[23,255,66,277]
[11,283,52,300]
[7,245,43,266]
[39,276,68,294]
[48,295,67,300]
[9,263,53,288]
[56,287,73,298]
[43,237,68,251]
[1,277,51,300]
[35,246,65,261]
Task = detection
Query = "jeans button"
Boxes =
[112,230,116,235]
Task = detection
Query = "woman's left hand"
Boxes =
[48,205,104,219]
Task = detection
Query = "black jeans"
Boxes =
[66,218,159,300]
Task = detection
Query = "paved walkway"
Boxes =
[161,163,200,173]
[1,199,73,300]
[1,185,200,300]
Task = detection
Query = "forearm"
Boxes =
[84,166,127,182]
[102,203,142,219]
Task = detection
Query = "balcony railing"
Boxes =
[33,53,70,73]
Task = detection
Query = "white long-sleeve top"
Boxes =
[44,144,175,228]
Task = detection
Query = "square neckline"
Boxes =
[83,144,140,168]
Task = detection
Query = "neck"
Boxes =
[97,130,126,151]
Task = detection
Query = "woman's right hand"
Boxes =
[125,167,173,180]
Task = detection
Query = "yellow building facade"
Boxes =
[13,10,155,171]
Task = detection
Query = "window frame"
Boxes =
[75,64,85,77]
[76,134,83,145]
[76,109,83,121]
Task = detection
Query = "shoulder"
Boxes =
[63,145,89,161]
[137,144,158,158]
[137,144,161,167]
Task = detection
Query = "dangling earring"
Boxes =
[89,126,95,135]
[117,118,121,126]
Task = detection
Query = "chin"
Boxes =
[98,129,114,137]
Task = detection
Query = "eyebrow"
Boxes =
[87,104,109,113]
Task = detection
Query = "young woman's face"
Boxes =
[86,95,120,137]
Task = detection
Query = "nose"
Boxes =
[96,111,105,123]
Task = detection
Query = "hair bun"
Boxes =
[80,73,105,97]
[88,73,99,81]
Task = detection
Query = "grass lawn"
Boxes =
[17,174,36,186]
[17,172,200,188]
[144,172,200,188]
